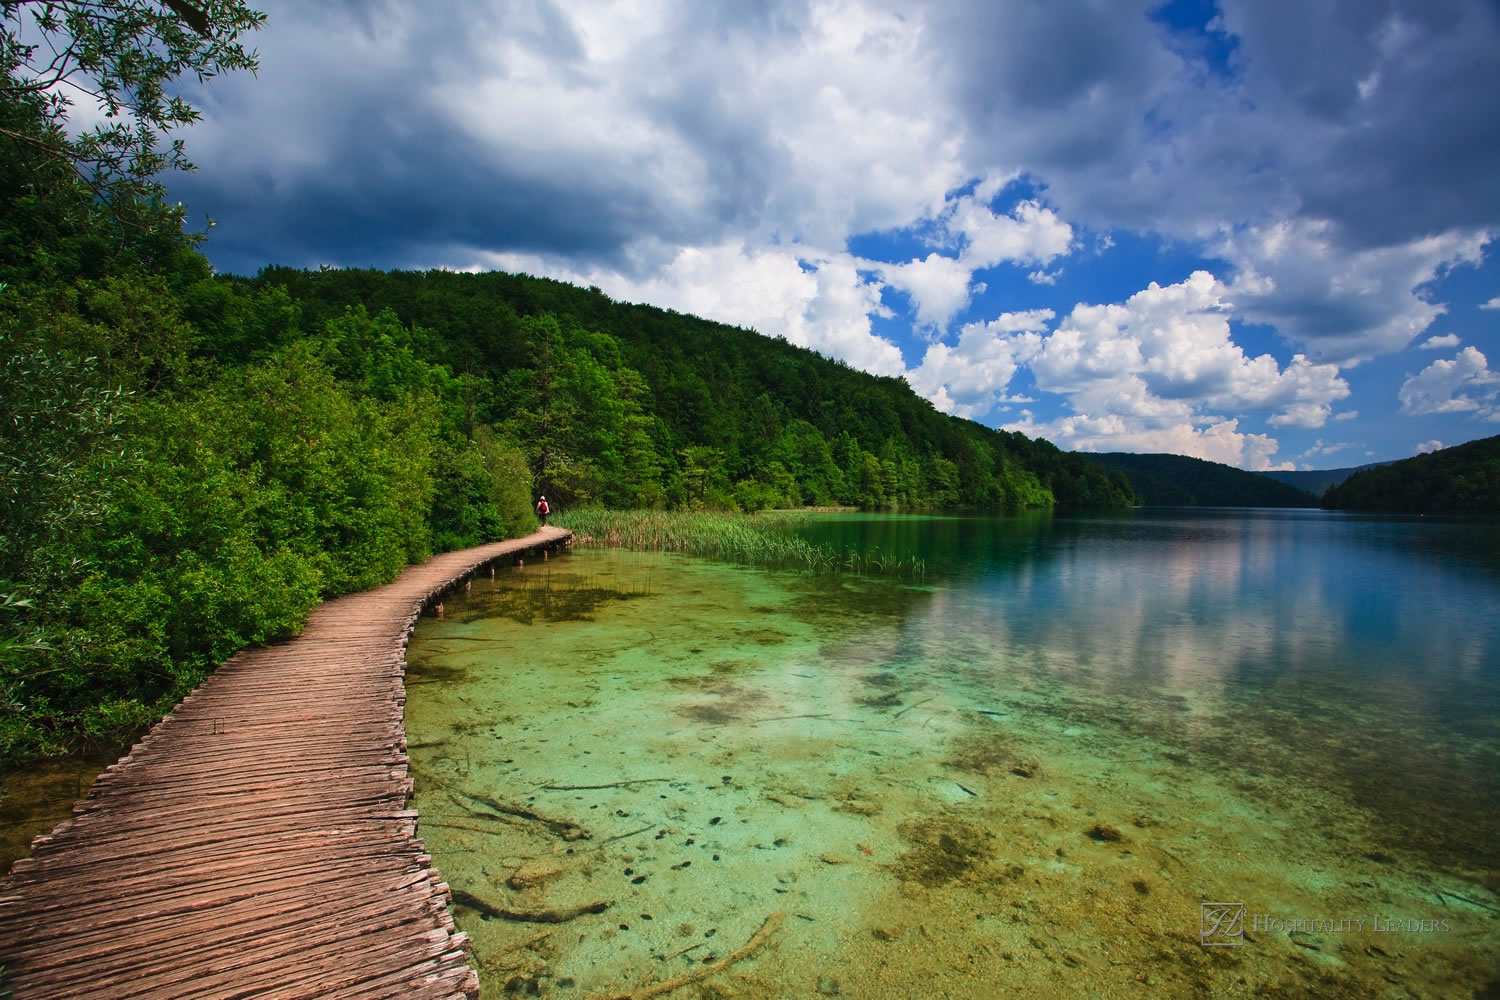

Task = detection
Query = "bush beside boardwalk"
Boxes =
[0,326,538,762]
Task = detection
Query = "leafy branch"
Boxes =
[2,1,265,240]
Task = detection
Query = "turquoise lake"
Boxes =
[406,510,1500,998]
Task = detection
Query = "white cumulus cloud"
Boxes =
[874,195,1076,331]
[1397,347,1500,418]
[1219,221,1490,365]
[1003,412,1292,471]
[914,271,1351,468]
[950,197,1074,270]
[1028,271,1349,425]
[876,253,975,332]
[1419,333,1461,349]
[907,310,1051,418]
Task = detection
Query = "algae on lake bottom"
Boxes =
[407,540,1499,999]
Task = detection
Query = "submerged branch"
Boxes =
[422,820,514,837]
[595,911,785,1000]
[453,889,612,924]
[601,823,656,845]
[893,697,934,720]
[540,778,672,791]
[456,789,592,841]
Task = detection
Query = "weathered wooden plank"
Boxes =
[0,853,433,935]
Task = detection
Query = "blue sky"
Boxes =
[160,0,1498,470]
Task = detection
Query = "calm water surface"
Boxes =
[406,510,1500,998]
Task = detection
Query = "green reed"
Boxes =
[554,510,925,580]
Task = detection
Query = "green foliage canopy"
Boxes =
[244,266,1140,515]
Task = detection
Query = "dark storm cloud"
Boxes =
[929,0,1500,253]
[1223,0,1500,250]
[165,0,1497,287]
[166,1,656,272]
[170,89,654,275]
[925,0,1190,199]
[167,0,809,274]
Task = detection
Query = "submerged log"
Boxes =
[453,889,612,924]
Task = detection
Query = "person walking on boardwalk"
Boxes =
[536,494,550,526]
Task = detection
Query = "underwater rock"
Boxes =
[872,925,904,941]
[1085,824,1123,843]
[502,972,541,995]
[1010,759,1039,778]
[816,976,842,995]
[508,860,568,890]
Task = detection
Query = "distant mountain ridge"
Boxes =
[1080,452,1320,507]
[1258,461,1396,498]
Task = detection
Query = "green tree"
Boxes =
[1,0,265,247]
[925,454,960,508]
[427,428,534,551]
[498,314,667,508]
[677,446,733,510]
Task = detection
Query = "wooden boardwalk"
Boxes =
[0,527,572,999]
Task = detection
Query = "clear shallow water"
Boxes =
[406,510,1500,998]
[0,753,121,870]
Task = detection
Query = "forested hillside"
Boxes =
[1083,452,1319,507]
[228,267,1138,513]
[1322,436,1500,513]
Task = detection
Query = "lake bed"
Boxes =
[408,510,1500,997]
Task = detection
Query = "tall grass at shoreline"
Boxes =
[554,510,925,580]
